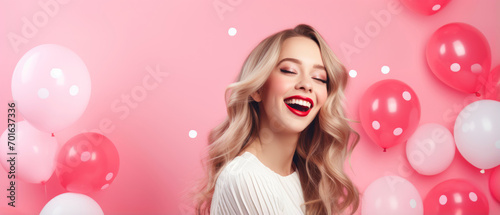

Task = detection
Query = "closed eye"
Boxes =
[280,69,296,74]
[313,78,327,84]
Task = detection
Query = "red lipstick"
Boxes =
[284,95,314,117]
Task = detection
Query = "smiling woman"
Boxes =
[193,24,360,215]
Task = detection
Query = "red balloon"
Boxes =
[359,79,421,151]
[490,166,500,203]
[483,65,500,101]
[426,22,491,94]
[56,132,119,193]
[424,179,489,215]
[400,0,451,15]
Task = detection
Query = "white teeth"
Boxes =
[284,98,311,108]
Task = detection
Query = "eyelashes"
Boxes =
[280,69,327,84]
[280,69,295,74]
[314,78,327,84]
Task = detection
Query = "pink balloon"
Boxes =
[426,23,491,94]
[424,179,489,214]
[490,166,500,203]
[56,132,119,193]
[11,44,91,133]
[406,123,455,175]
[400,0,451,15]
[483,65,500,101]
[359,79,421,151]
[0,121,58,184]
[362,175,423,215]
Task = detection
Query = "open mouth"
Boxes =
[284,96,313,117]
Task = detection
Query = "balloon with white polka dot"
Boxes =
[450,63,461,72]
[11,44,91,133]
[359,79,421,151]
[424,179,489,214]
[439,195,447,205]
[55,132,119,194]
[400,0,450,15]
[432,4,441,11]
[372,121,380,130]
[393,127,403,136]
[426,22,491,94]
[402,91,411,101]
[471,63,482,73]
[106,172,114,181]
[38,88,50,99]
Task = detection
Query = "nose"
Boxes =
[295,76,312,93]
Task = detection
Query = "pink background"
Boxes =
[1,0,499,214]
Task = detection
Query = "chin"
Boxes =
[284,118,316,134]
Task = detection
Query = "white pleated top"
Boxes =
[210,152,305,215]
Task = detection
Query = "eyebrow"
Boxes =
[277,58,326,71]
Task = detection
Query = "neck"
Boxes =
[247,120,300,176]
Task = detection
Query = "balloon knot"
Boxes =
[475,92,481,97]
[383,148,387,152]
[51,133,54,137]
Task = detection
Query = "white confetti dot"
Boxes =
[38,88,49,99]
[450,63,461,72]
[228,27,237,36]
[381,66,390,74]
[50,68,63,79]
[106,172,113,181]
[69,85,79,96]
[480,169,485,174]
[432,4,441,11]
[439,195,447,205]
[471,63,482,73]
[495,140,500,149]
[402,91,411,101]
[469,192,478,202]
[101,184,109,190]
[409,199,417,208]
[81,151,91,162]
[189,130,197,138]
[393,128,403,136]
[372,121,380,130]
[349,70,357,78]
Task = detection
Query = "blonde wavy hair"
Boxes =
[193,24,360,215]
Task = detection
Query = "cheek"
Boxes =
[264,74,291,100]
[315,88,328,108]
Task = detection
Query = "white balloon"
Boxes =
[0,121,58,184]
[40,193,104,215]
[362,175,423,215]
[11,44,91,133]
[406,123,455,175]
[454,100,500,169]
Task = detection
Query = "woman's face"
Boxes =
[256,36,328,133]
